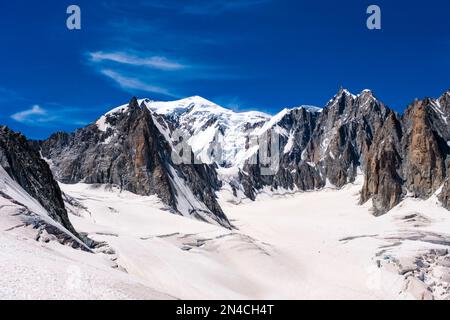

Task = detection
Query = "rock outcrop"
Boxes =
[239,106,322,199]
[0,126,81,241]
[37,89,450,222]
[360,91,450,214]
[361,112,404,215]
[440,164,450,210]
[303,89,392,187]
[402,98,448,199]
[236,89,450,215]
[238,89,395,206]
[41,98,231,228]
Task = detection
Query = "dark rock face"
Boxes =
[436,91,450,209]
[303,89,391,187]
[402,99,448,199]
[0,126,78,235]
[41,98,231,228]
[37,89,450,222]
[361,112,404,215]
[440,159,450,210]
[39,131,73,161]
[239,107,322,199]
[239,89,393,203]
[360,91,450,214]
[273,107,321,190]
[237,89,450,215]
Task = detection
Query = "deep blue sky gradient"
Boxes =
[0,0,449,139]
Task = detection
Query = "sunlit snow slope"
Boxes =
[58,177,450,300]
[0,165,173,300]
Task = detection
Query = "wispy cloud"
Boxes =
[100,69,176,97]
[2,88,90,127]
[89,51,187,71]
[11,105,50,123]
[10,105,88,127]
[86,47,242,98]
[86,1,256,98]
[86,49,182,96]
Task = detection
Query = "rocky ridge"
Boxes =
[39,89,450,227]
[40,98,231,228]
[0,126,86,248]
[241,89,450,215]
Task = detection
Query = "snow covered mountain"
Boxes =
[40,89,450,223]
[145,95,271,167]
[235,89,450,215]
[145,96,326,202]
[40,98,230,228]
[1,89,450,300]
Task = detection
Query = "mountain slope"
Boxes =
[236,89,395,204]
[40,89,450,225]
[146,95,270,167]
[234,89,450,214]
[238,105,322,199]
[40,98,231,228]
[0,126,86,248]
[362,90,450,214]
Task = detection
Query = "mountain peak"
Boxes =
[184,95,216,105]
[356,89,380,106]
[297,105,322,113]
[325,87,356,108]
[337,87,355,97]
[129,96,140,108]
[359,89,373,95]
[143,95,222,116]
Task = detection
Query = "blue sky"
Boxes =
[0,0,449,139]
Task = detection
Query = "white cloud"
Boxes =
[10,105,88,127]
[89,51,186,71]
[100,69,176,96]
[11,105,51,123]
[86,47,240,98]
